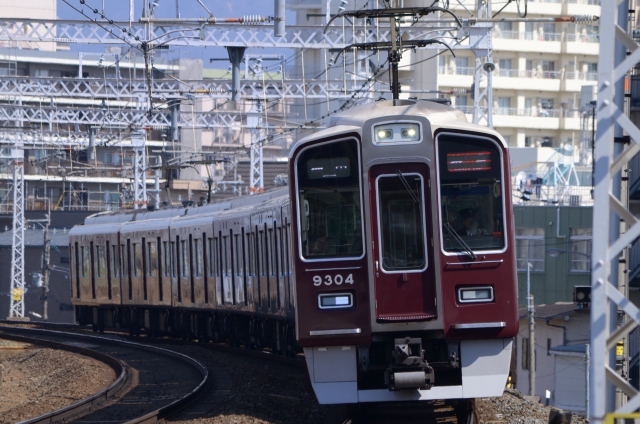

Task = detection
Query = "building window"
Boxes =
[455,95,468,110]
[498,59,512,77]
[497,97,511,115]
[516,228,544,272]
[570,228,592,272]
[455,56,469,75]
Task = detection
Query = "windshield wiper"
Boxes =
[396,170,419,203]
[444,222,477,260]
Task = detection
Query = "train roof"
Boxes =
[82,187,289,226]
[120,217,173,233]
[289,99,507,150]
[327,99,467,128]
[69,221,125,236]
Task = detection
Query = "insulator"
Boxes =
[572,15,597,23]
[242,15,265,24]
[338,0,348,12]
[452,88,468,94]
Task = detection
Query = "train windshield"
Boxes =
[437,133,506,253]
[296,138,363,260]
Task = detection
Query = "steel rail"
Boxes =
[0,325,209,424]
[0,327,129,424]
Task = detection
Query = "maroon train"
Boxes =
[71,99,518,404]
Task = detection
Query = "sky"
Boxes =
[57,0,297,69]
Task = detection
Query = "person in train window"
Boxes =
[312,236,329,255]
[458,208,489,236]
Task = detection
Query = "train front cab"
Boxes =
[69,222,122,330]
[289,101,518,404]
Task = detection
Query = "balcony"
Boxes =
[492,30,599,56]
[439,65,597,93]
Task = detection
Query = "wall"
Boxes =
[514,206,592,306]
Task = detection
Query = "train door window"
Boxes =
[73,242,80,298]
[245,231,252,277]
[181,239,189,277]
[121,244,127,278]
[269,228,275,277]
[147,241,157,277]
[241,228,248,306]
[376,173,427,272]
[96,245,106,278]
[295,138,363,260]
[195,238,203,277]
[235,233,242,278]
[112,244,119,278]
[81,245,90,277]
[133,243,142,277]
[208,238,214,277]
[223,236,229,277]
[213,237,219,277]
[163,241,170,277]
[255,226,264,278]
[170,241,176,278]
[438,132,506,253]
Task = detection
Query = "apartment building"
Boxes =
[288,0,600,154]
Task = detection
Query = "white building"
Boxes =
[515,303,590,416]
[288,0,600,157]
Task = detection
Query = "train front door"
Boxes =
[369,162,437,322]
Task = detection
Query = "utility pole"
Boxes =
[528,262,535,396]
[41,210,50,321]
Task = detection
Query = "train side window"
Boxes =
[81,245,90,278]
[195,238,203,277]
[241,228,248,306]
[208,238,214,277]
[121,244,128,278]
[170,241,176,278]
[112,244,119,278]
[147,241,158,277]
[133,243,142,277]
[163,241,170,277]
[181,239,189,277]
[254,228,261,277]
[96,245,106,278]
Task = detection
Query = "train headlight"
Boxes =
[318,293,353,309]
[401,127,418,139]
[458,286,494,303]
[373,122,421,144]
[377,129,393,140]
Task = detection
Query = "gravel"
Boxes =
[0,340,116,423]
[2,335,590,424]
[475,388,588,424]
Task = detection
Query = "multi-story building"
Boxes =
[288,0,600,160]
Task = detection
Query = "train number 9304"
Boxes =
[313,274,354,286]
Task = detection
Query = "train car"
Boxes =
[289,99,518,403]
[70,99,517,405]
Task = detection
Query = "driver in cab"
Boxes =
[458,207,489,236]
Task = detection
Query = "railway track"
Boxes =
[0,322,472,423]
[0,325,208,424]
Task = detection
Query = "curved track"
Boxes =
[0,325,208,424]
